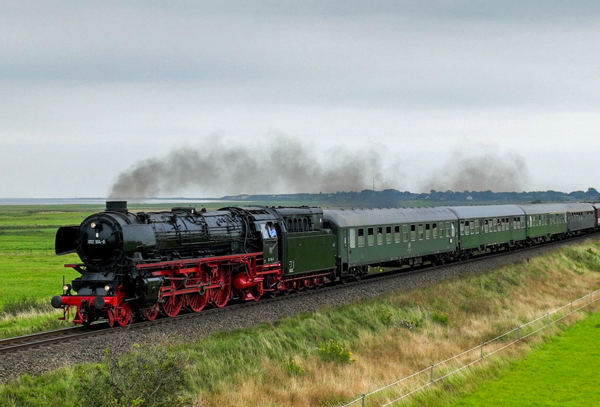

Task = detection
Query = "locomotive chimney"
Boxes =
[106,201,128,213]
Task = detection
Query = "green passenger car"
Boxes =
[517,204,568,243]
[323,207,458,280]
[443,205,527,255]
[563,203,596,233]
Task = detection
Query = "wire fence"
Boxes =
[340,288,600,407]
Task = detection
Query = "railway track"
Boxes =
[1,234,595,357]
[0,324,108,354]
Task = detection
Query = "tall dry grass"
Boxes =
[188,239,600,407]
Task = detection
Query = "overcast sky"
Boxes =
[1,1,599,198]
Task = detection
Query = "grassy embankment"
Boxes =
[0,223,599,406]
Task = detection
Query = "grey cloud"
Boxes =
[2,2,599,110]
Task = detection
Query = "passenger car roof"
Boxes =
[323,207,458,228]
[517,204,569,215]
[442,205,525,219]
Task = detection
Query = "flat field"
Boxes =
[448,310,600,407]
[0,208,90,308]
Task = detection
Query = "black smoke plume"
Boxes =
[109,136,394,198]
[422,150,529,192]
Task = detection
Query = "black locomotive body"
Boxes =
[52,201,294,325]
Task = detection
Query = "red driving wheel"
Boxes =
[186,270,210,313]
[108,298,131,327]
[210,267,231,308]
[143,303,160,321]
[161,292,183,317]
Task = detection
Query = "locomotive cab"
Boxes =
[258,221,279,264]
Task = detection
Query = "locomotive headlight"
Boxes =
[63,284,72,295]
[104,284,113,293]
[90,222,97,229]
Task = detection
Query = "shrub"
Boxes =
[78,342,189,407]
[432,310,450,325]
[317,339,356,364]
[379,308,394,326]
[284,357,305,376]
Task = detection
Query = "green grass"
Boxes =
[0,207,93,336]
[446,311,600,407]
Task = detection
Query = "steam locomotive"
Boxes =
[52,201,600,326]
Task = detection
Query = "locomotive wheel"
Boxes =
[282,282,293,295]
[210,267,231,308]
[162,293,183,317]
[187,290,209,312]
[108,298,131,327]
[143,304,160,321]
[248,284,262,301]
[267,275,279,297]
[186,271,210,313]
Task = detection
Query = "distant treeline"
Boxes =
[222,188,600,207]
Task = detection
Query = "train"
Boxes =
[51,201,600,326]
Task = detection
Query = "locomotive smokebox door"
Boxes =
[258,222,279,264]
